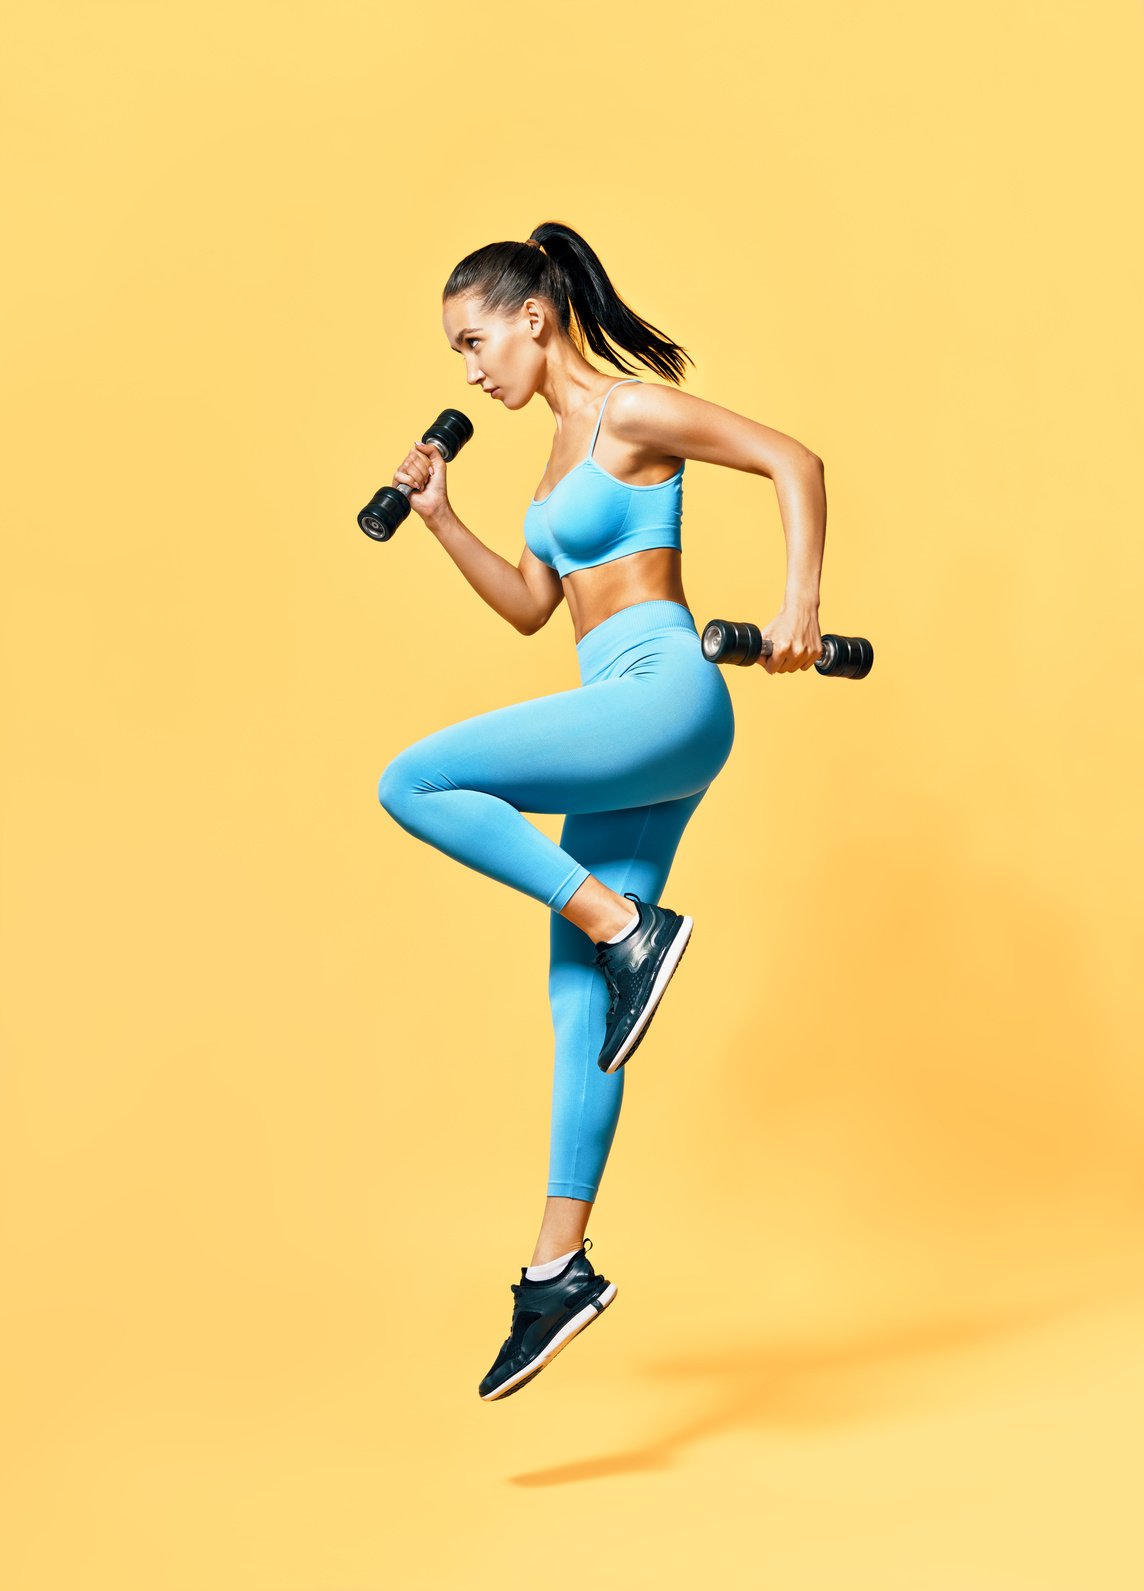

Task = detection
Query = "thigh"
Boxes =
[389,669,732,817]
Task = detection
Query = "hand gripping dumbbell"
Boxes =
[358,409,475,541]
[701,620,874,678]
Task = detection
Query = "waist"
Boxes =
[575,599,698,677]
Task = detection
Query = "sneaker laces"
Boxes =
[505,1237,594,1337]
[593,944,621,1019]
[594,895,643,1021]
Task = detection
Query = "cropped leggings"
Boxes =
[377,599,736,1203]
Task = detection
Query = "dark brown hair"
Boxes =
[442,220,692,384]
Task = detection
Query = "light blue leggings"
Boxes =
[377,599,735,1203]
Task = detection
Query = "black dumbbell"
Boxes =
[701,619,873,678]
[358,409,475,541]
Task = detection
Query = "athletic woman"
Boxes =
[377,221,826,1399]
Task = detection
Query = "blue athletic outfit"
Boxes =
[522,380,685,575]
[378,380,735,1202]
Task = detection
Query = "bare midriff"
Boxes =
[562,546,690,645]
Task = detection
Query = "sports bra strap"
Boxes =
[588,379,642,459]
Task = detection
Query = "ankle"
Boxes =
[596,897,640,943]
[559,878,642,943]
[529,1242,582,1267]
[525,1245,581,1280]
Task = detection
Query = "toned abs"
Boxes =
[562,546,689,644]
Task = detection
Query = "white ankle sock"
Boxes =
[525,1246,580,1281]
[605,909,639,944]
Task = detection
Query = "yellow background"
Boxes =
[3,2,1142,1586]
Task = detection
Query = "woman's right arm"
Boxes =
[394,440,562,635]
[429,504,564,635]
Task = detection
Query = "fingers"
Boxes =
[757,643,823,674]
[393,442,438,493]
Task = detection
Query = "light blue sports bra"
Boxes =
[523,379,684,577]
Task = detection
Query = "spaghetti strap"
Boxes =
[588,379,642,459]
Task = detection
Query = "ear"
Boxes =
[522,297,547,340]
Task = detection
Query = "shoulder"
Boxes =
[604,379,703,457]
[608,381,819,477]
[607,378,695,432]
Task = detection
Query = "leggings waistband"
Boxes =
[576,599,698,678]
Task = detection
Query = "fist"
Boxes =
[393,440,449,523]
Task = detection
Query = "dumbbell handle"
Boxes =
[701,619,874,679]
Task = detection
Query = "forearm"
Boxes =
[426,504,535,633]
[772,455,826,605]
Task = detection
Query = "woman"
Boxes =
[378,221,826,1400]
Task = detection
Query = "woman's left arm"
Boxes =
[765,457,825,673]
[613,385,826,673]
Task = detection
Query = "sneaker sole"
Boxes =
[601,914,693,1074]
[479,1282,618,1401]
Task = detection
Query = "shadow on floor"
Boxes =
[506,1267,1136,1487]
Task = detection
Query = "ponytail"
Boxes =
[442,220,692,384]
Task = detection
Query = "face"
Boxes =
[442,294,546,409]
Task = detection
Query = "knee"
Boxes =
[378,741,447,820]
[377,748,418,818]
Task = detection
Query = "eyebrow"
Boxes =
[449,326,481,349]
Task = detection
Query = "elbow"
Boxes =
[766,446,822,481]
[516,598,560,636]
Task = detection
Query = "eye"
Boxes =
[466,337,480,349]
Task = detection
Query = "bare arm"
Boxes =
[607,383,826,606]
[427,502,564,635]
[772,455,825,606]
[394,440,564,635]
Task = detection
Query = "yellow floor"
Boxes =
[5,1238,1142,1589]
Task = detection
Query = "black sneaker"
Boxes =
[594,892,693,1074]
[478,1239,617,1401]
